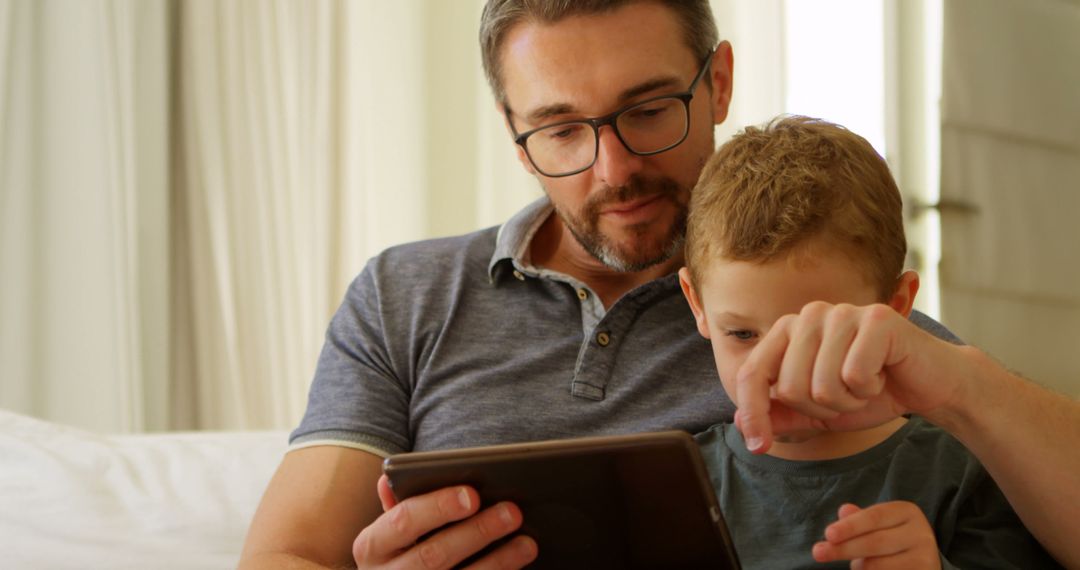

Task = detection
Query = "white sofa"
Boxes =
[0,409,289,569]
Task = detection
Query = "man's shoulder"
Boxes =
[909,310,963,344]
[361,225,502,282]
[378,225,500,264]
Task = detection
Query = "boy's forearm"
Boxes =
[928,346,1080,568]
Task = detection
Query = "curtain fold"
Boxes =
[172,1,442,430]
[0,0,169,433]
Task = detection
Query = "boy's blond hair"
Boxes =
[685,116,906,300]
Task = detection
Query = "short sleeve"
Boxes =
[288,261,412,456]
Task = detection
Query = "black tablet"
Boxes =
[383,430,741,569]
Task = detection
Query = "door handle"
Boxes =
[907,198,979,216]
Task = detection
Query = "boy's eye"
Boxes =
[724,329,757,341]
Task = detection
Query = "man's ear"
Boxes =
[497,102,537,175]
[678,267,712,339]
[887,270,920,317]
[709,41,734,126]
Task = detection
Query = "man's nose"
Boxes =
[592,125,644,187]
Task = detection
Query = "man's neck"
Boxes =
[529,211,681,309]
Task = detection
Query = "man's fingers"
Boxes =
[354,485,481,563]
[736,317,793,452]
[463,534,538,570]
[377,474,398,512]
[774,304,841,420]
[812,305,870,412]
[842,306,898,399]
[397,502,527,570]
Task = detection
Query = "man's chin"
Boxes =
[592,235,683,273]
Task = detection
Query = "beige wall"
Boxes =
[940,0,1080,396]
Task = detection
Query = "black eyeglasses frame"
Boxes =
[505,47,716,178]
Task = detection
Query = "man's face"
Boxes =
[681,244,883,405]
[499,2,731,272]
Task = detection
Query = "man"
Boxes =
[240,2,1079,569]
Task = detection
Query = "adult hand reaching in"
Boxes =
[732,302,963,454]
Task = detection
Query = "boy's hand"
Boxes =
[733,302,966,453]
[812,502,941,570]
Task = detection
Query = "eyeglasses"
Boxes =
[505,48,715,178]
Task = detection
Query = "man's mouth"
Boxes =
[601,194,664,216]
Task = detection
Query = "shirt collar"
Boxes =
[488,196,553,283]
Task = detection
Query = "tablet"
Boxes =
[383,430,741,569]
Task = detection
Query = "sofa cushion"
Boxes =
[0,409,288,569]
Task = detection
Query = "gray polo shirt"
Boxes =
[290,198,956,457]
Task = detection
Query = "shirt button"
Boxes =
[576,288,589,301]
[596,332,611,347]
[513,270,525,281]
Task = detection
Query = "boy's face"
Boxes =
[680,242,902,407]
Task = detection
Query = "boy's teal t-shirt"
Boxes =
[696,417,1060,570]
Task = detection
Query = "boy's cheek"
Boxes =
[709,341,745,404]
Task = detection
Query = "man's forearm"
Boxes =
[928,347,1080,568]
[238,552,348,570]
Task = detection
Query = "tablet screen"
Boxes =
[383,430,741,569]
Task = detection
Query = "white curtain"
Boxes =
[0,0,538,433]
[0,0,169,433]
[173,1,493,430]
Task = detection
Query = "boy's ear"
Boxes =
[678,267,712,339]
[498,102,537,175]
[887,270,920,318]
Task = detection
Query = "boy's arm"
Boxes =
[734,302,1080,568]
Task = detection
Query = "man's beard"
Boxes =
[553,175,689,273]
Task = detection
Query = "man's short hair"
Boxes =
[480,0,718,106]
[684,115,907,301]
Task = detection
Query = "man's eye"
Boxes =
[724,329,757,341]
[545,124,586,140]
[628,106,667,120]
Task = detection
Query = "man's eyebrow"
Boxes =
[522,75,682,124]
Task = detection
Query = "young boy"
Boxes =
[678,116,1059,569]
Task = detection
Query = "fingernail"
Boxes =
[516,536,538,560]
[499,503,514,526]
[457,488,472,511]
[746,436,764,452]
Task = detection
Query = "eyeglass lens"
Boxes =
[524,96,689,176]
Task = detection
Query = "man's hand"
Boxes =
[812,502,942,570]
[734,302,965,453]
[352,475,538,569]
